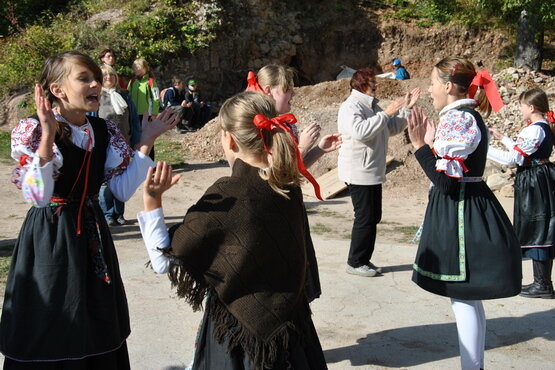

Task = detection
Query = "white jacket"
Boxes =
[337,89,409,185]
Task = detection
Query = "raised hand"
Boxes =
[143,161,181,212]
[140,109,180,146]
[384,97,405,117]
[35,84,57,136]
[405,88,421,109]
[318,133,342,153]
[298,122,321,154]
[488,127,503,141]
[408,107,428,150]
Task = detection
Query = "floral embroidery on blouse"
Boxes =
[11,115,134,206]
[11,118,63,191]
[434,100,481,178]
[513,124,544,156]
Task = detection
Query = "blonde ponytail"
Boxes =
[218,92,301,198]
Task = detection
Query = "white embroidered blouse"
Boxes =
[11,112,154,207]
[433,99,482,178]
[487,121,547,166]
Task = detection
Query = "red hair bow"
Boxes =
[246,71,264,93]
[253,113,323,200]
[547,111,555,124]
[468,70,504,113]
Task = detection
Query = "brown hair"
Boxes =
[39,50,103,142]
[99,48,115,60]
[350,68,376,93]
[218,91,301,197]
[255,65,295,92]
[519,87,550,114]
[171,76,183,86]
[434,57,491,117]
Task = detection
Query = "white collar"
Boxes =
[351,89,379,105]
[439,98,477,117]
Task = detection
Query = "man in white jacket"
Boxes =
[337,67,420,277]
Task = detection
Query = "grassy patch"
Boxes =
[0,257,11,282]
[0,131,11,161]
[309,207,348,219]
[154,136,188,166]
[311,223,333,234]
[392,225,420,242]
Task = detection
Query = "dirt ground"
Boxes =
[0,139,554,369]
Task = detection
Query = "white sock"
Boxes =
[451,298,486,370]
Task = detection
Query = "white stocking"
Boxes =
[450,299,486,370]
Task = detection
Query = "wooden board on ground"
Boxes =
[302,156,394,200]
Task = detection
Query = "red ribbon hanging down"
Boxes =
[547,111,555,124]
[467,70,504,113]
[253,113,323,200]
[246,71,265,93]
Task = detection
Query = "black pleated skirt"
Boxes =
[412,182,522,300]
[514,163,555,261]
[0,200,130,367]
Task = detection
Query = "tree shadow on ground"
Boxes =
[324,309,555,367]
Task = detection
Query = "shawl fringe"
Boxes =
[163,247,209,311]
[210,296,298,369]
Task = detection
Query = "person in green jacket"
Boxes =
[129,58,160,159]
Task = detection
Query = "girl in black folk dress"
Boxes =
[488,87,555,299]
[407,57,521,370]
[138,92,327,369]
[0,51,178,369]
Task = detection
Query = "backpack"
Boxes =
[159,87,174,110]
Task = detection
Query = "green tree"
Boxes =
[0,0,71,36]
[499,0,555,70]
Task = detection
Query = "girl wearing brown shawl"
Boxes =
[138,91,327,369]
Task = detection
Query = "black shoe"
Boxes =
[519,282,555,299]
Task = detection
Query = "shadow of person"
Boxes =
[324,308,555,367]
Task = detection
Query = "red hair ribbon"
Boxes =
[547,111,555,124]
[246,71,264,93]
[253,113,323,200]
[467,70,504,113]
[442,155,469,173]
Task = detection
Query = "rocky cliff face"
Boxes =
[155,0,511,103]
[0,0,513,127]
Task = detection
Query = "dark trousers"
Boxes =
[347,184,382,267]
[99,183,125,219]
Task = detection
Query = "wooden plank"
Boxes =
[302,167,346,200]
[302,156,394,200]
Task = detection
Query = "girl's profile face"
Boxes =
[519,101,534,122]
[57,63,101,112]
[428,68,448,111]
[270,86,294,115]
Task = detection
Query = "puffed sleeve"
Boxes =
[104,119,154,202]
[487,125,544,166]
[433,110,481,178]
[11,117,63,207]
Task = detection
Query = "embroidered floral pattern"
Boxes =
[11,118,63,193]
[434,109,480,178]
[104,119,133,181]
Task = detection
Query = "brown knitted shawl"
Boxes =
[165,159,311,368]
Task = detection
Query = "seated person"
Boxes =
[393,58,410,80]
[165,76,194,133]
[376,58,410,80]
[184,79,212,129]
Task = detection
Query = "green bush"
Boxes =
[0,0,223,95]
